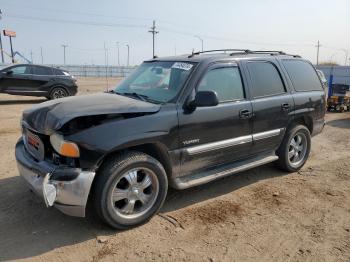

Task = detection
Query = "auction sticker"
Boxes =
[172,62,193,71]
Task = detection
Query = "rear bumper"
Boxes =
[15,139,95,217]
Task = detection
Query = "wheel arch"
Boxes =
[288,115,313,134]
[95,142,173,180]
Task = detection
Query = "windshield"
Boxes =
[114,61,196,103]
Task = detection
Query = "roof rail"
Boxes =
[188,49,250,58]
[187,49,301,58]
[244,50,301,58]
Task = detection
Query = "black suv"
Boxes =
[0,64,77,99]
[15,50,325,229]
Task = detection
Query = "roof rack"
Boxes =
[188,49,250,58]
[241,50,301,58]
[188,49,301,58]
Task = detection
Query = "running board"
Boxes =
[172,153,279,190]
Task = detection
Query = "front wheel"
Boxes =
[94,151,168,229]
[277,125,311,172]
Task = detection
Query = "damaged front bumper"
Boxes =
[15,138,95,217]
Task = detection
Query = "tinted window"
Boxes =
[53,68,65,75]
[247,62,285,98]
[283,60,322,91]
[11,66,31,75]
[198,67,244,102]
[33,66,53,75]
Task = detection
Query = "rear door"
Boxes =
[243,60,294,155]
[0,65,33,92]
[178,63,253,176]
[31,66,54,92]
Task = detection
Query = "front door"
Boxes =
[0,65,33,93]
[178,63,253,176]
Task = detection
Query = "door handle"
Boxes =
[281,103,290,111]
[239,109,253,119]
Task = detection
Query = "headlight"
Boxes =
[50,133,80,158]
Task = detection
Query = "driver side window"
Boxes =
[198,67,245,102]
[10,66,31,75]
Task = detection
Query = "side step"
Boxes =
[172,153,279,190]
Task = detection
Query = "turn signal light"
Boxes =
[50,133,80,158]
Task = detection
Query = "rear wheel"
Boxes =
[94,151,168,229]
[277,125,311,172]
[50,87,69,99]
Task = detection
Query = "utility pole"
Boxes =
[40,47,43,64]
[116,42,120,66]
[148,20,158,58]
[0,9,4,63]
[195,35,204,52]
[126,44,130,66]
[30,50,34,64]
[61,44,68,64]
[340,49,348,66]
[9,35,14,63]
[315,40,321,66]
[104,42,109,91]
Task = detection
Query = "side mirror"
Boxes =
[6,70,13,75]
[190,90,219,108]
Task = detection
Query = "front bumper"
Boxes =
[15,138,95,217]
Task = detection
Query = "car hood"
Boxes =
[23,93,161,135]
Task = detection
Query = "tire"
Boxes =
[93,151,168,229]
[49,87,69,99]
[276,125,311,172]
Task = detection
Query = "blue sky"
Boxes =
[0,0,349,65]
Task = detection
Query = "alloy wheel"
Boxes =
[110,167,159,219]
[288,133,308,167]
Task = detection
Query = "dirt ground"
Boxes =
[0,77,349,262]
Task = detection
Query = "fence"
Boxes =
[1,63,348,84]
[0,63,137,78]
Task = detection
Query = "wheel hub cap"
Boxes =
[288,133,307,167]
[110,168,159,218]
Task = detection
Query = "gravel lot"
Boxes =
[0,78,349,262]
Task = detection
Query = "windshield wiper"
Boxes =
[114,91,162,104]
[119,92,148,102]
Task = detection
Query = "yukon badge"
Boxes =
[183,139,200,145]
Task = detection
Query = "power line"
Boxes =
[5,13,316,48]
[6,14,148,29]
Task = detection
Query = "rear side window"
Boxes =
[247,62,285,98]
[33,66,53,76]
[282,60,322,91]
[198,67,245,102]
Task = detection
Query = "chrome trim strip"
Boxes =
[186,135,252,155]
[252,128,283,141]
[185,128,284,155]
